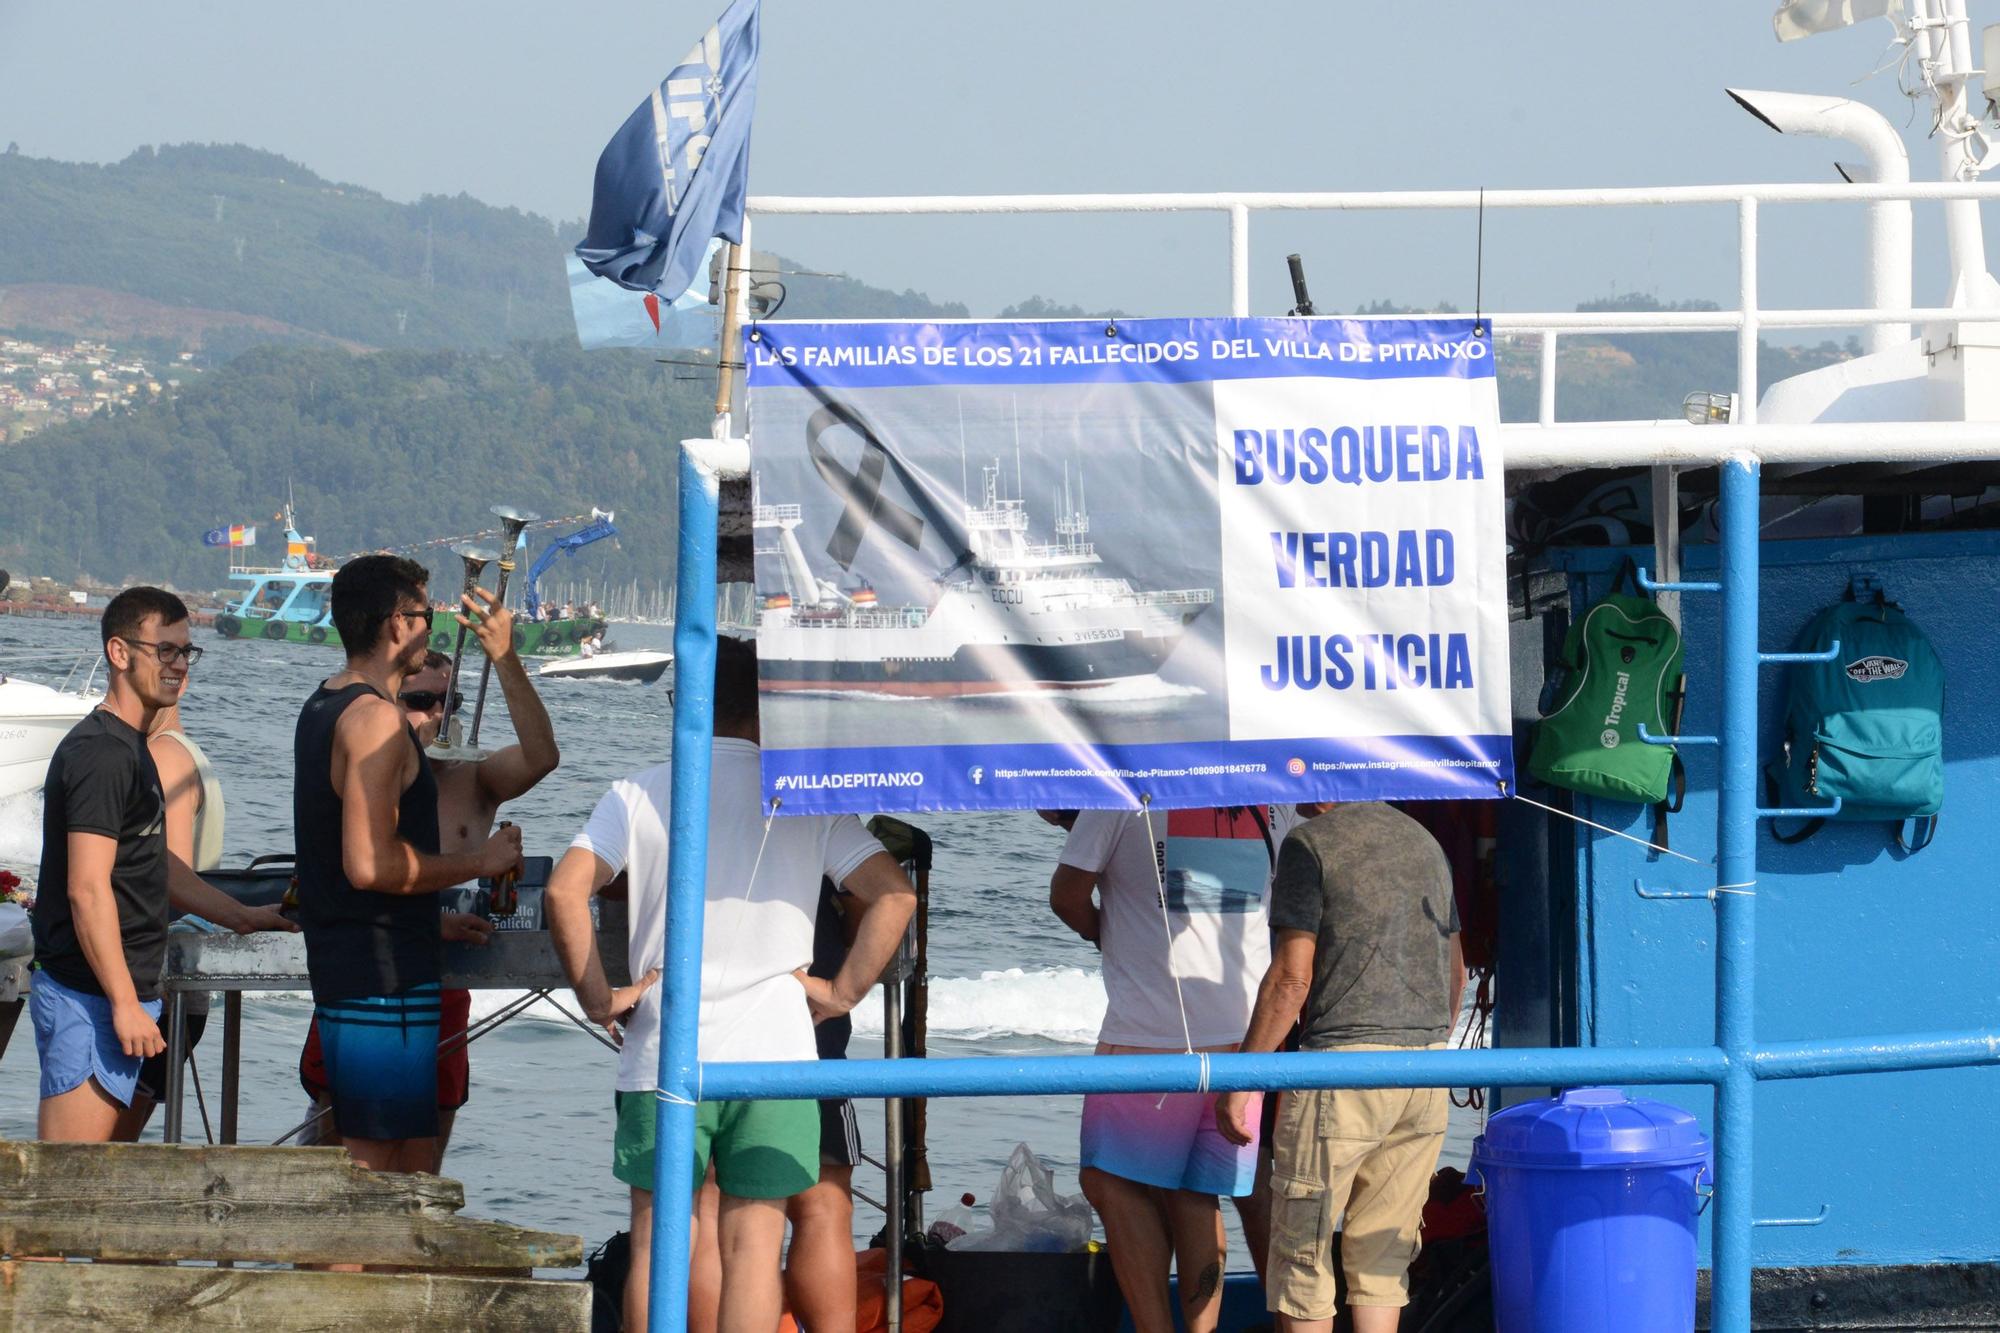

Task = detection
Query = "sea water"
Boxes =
[0,613,1480,1269]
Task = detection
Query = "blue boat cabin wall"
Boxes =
[1511,531,2000,1268]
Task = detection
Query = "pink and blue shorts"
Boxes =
[1080,1044,1262,1197]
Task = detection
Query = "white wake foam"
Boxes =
[1065,676,1205,703]
[451,969,1112,1045]
[0,792,42,873]
[852,967,1104,1046]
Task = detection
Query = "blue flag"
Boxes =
[566,246,721,351]
[574,0,760,301]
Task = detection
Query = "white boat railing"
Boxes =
[57,651,104,698]
[745,180,2000,467]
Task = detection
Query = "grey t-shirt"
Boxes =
[1268,803,1459,1048]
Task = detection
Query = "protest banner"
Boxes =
[745,316,1512,814]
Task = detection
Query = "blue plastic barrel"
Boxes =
[1469,1086,1711,1332]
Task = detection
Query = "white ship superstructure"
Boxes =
[754,462,1213,694]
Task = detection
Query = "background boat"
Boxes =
[535,648,671,684]
[210,504,608,657]
[0,669,99,799]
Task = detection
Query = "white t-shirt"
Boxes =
[571,737,886,1091]
[1060,805,1301,1049]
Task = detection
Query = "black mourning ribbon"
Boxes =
[805,401,930,572]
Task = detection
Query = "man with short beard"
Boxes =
[298,586,559,1169]
[31,586,294,1143]
[294,555,523,1175]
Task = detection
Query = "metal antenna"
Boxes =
[1013,398,1023,500]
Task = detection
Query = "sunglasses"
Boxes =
[398,689,464,714]
[120,638,204,668]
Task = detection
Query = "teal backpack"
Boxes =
[1766,584,1943,850]
[1526,563,1686,837]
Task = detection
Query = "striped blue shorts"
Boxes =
[314,983,442,1141]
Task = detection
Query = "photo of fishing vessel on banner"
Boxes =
[746,316,1514,813]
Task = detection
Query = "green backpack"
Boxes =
[1766,585,1943,850]
[1527,565,1686,822]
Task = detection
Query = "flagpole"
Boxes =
[651,226,752,1333]
[712,231,749,437]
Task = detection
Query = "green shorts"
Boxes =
[613,1090,819,1199]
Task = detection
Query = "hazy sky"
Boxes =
[1,1,1991,324]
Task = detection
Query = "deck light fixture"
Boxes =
[1683,390,1739,426]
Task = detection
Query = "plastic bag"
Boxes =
[947,1143,1094,1253]
[0,903,30,967]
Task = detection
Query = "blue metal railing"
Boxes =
[649,445,723,1332]
[649,447,2000,1333]
[1712,455,1760,1326]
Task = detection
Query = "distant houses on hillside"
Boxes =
[0,336,196,442]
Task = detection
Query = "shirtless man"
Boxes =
[293,555,523,1175]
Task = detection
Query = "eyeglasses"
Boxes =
[399,689,464,714]
[394,610,432,625]
[120,638,204,668]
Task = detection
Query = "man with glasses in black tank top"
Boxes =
[294,554,523,1175]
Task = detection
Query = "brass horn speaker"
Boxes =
[467,504,540,747]
[428,541,500,762]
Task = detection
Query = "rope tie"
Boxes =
[1138,795,1195,1058]
[1509,791,1708,865]
[700,796,782,1046]
[1138,794,1202,1110]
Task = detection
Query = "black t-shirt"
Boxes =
[32,709,170,1001]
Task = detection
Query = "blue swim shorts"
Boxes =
[314,984,443,1141]
[29,970,162,1108]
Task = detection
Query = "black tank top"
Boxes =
[294,681,442,1001]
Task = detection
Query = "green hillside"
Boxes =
[0,342,708,592]
[0,144,573,350]
[0,143,966,355]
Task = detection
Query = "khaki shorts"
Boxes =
[1266,1044,1450,1319]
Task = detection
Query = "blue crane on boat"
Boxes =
[523,509,618,619]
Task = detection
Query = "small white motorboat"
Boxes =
[536,649,673,685]
[0,674,99,799]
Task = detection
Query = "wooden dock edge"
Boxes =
[0,1262,591,1332]
[0,1143,593,1330]
[0,1142,581,1270]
